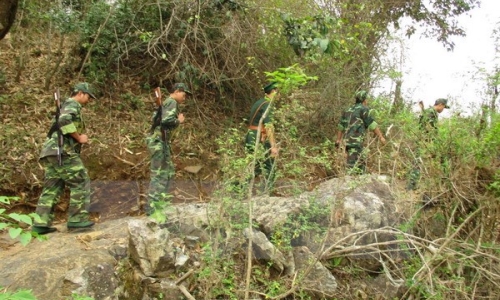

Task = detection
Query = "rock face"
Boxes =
[293,246,338,298]
[243,228,291,274]
[127,219,175,277]
[0,175,404,299]
[0,218,130,300]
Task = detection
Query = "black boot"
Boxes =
[31,226,57,235]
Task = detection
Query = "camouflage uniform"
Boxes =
[35,98,91,227]
[338,103,379,174]
[146,96,180,214]
[406,107,440,190]
[420,107,439,134]
[245,96,276,190]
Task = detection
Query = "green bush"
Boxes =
[0,288,37,300]
[0,196,46,246]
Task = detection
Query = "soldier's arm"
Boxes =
[161,100,180,128]
[58,102,77,135]
[265,123,279,156]
[363,108,386,144]
[68,132,88,144]
[58,101,88,143]
[335,130,343,146]
[372,127,386,144]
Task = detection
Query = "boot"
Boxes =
[32,226,57,235]
[67,221,95,229]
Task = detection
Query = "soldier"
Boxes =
[419,98,450,133]
[245,82,279,193]
[32,83,97,235]
[335,90,386,174]
[146,83,191,215]
[406,98,450,191]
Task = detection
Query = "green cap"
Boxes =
[263,82,278,94]
[173,83,192,95]
[355,90,368,103]
[73,82,96,99]
[434,98,450,108]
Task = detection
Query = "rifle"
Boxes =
[152,87,168,142]
[54,88,63,166]
[418,100,424,112]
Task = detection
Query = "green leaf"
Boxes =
[319,38,329,52]
[30,213,42,223]
[8,213,33,225]
[8,213,22,222]
[0,208,5,214]
[9,227,22,239]
[19,232,33,246]
[0,223,8,230]
[18,215,33,225]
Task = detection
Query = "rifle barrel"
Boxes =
[54,88,63,166]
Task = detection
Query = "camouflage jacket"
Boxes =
[40,98,86,159]
[419,107,438,132]
[150,97,180,140]
[338,103,378,147]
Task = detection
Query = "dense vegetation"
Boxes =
[1,0,500,299]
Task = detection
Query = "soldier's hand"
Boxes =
[178,113,185,124]
[77,134,89,144]
[270,146,279,157]
[380,136,387,145]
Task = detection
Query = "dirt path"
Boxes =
[89,179,216,221]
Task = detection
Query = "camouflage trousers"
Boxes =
[406,147,450,191]
[406,160,421,191]
[346,145,366,175]
[245,130,276,192]
[35,155,91,227]
[146,136,175,215]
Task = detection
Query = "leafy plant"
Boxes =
[0,287,37,300]
[264,64,318,96]
[0,196,45,246]
[70,294,94,300]
[271,197,330,252]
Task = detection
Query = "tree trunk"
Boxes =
[392,79,403,114]
[0,0,18,40]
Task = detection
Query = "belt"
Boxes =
[248,125,266,131]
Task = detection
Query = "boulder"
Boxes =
[0,217,131,300]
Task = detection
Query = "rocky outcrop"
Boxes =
[293,246,338,298]
[0,218,130,300]
[127,219,176,277]
[0,175,406,299]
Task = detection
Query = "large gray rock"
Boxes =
[293,246,337,298]
[243,228,292,274]
[0,175,407,300]
[253,195,309,233]
[0,218,131,300]
[127,219,176,277]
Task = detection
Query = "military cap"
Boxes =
[173,83,192,95]
[355,90,368,103]
[73,82,96,99]
[434,98,450,108]
[263,82,278,94]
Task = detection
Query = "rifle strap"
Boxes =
[150,105,162,133]
[47,123,59,138]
